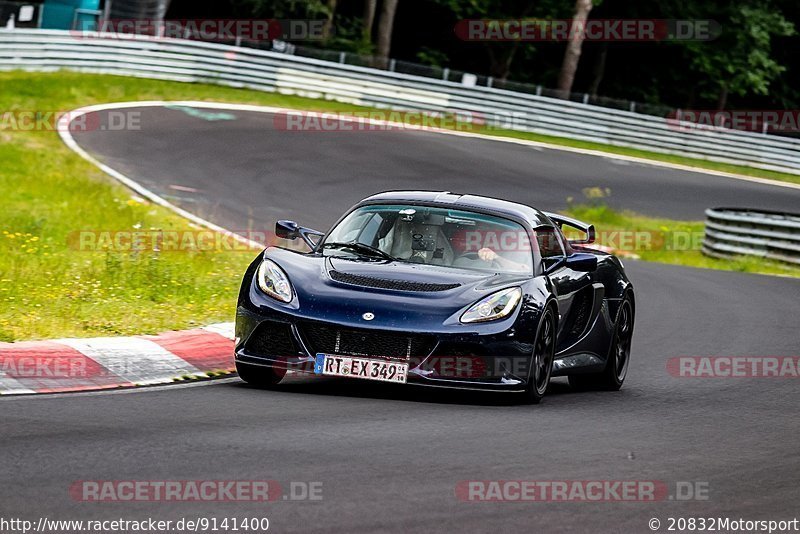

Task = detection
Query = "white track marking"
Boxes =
[55,337,206,385]
[57,102,263,249]
[0,371,36,395]
[201,322,236,340]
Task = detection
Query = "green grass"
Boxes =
[0,71,380,342]
[1,70,798,341]
[563,202,800,278]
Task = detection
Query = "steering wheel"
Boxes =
[459,251,501,268]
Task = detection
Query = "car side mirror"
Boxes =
[276,220,324,250]
[565,252,598,272]
[276,220,300,240]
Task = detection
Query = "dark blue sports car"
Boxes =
[234,191,635,403]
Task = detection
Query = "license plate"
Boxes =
[314,353,408,384]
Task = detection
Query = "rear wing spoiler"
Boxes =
[542,212,596,245]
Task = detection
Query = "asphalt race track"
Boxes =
[3,105,800,533]
[70,106,800,227]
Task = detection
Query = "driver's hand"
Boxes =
[478,248,498,262]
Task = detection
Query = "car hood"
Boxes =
[261,247,529,331]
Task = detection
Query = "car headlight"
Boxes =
[460,287,522,324]
[256,259,293,303]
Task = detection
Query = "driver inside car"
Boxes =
[452,222,532,273]
[473,246,530,272]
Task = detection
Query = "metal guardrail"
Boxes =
[282,42,677,118]
[1,29,800,175]
[703,208,800,265]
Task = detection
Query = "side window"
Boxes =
[536,226,565,269]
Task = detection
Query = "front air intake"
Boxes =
[329,270,460,292]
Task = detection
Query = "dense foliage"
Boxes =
[167,0,797,112]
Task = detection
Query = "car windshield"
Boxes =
[322,204,533,275]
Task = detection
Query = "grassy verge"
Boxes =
[1,71,797,341]
[563,203,800,278]
[0,71,383,341]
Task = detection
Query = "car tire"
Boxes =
[521,306,557,405]
[236,361,285,388]
[569,293,634,391]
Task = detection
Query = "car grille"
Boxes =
[300,322,437,360]
[426,343,491,379]
[329,270,460,292]
[244,320,301,358]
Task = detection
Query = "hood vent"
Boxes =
[329,270,460,292]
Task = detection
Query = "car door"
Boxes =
[536,225,595,351]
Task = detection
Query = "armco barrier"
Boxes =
[1,29,799,175]
[703,208,800,265]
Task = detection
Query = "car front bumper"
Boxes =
[234,305,538,393]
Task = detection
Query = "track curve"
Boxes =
[2,104,799,533]
[70,105,800,227]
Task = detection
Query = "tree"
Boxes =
[363,0,377,42]
[375,0,400,62]
[678,0,795,109]
[587,41,607,97]
[321,0,338,41]
[556,0,593,98]
[231,0,336,40]
[433,0,567,82]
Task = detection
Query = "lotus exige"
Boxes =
[234,191,634,404]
